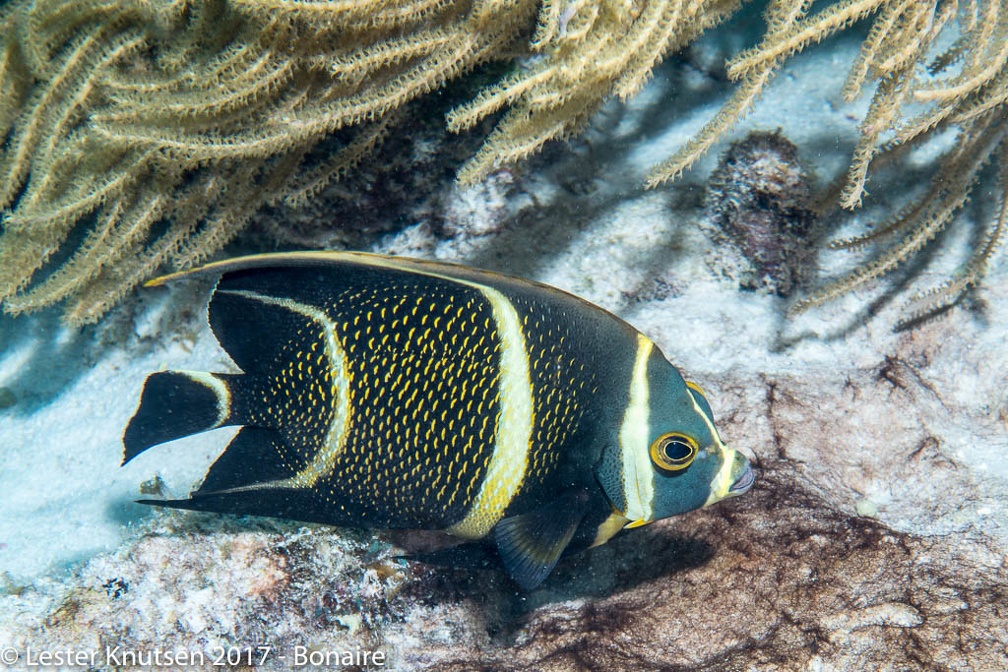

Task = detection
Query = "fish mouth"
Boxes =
[705,449,755,505]
[728,464,756,495]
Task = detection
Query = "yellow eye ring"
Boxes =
[650,433,699,472]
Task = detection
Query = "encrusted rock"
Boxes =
[7,398,1005,671]
[706,131,816,297]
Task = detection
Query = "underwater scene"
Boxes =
[1,0,1006,669]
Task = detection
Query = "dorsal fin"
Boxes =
[208,266,337,375]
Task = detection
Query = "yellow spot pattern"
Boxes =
[243,274,598,534]
[246,319,340,481]
[249,280,503,526]
[513,298,593,499]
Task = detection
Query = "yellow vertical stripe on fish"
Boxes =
[446,284,534,539]
[179,370,231,429]
[218,289,350,490]
[618,334,654,524]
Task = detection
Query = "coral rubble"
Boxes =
[5,456,1004,671]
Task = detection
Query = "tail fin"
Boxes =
[122,371,236,464]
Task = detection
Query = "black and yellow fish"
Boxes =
[123,252,754,589]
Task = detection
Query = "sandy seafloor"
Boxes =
[1,22,1007,671]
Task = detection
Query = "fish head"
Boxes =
[643,378,755,525]
[595,349,754,529]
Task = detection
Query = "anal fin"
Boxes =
[400,542,499,573]
[139,427,325,522]
[493,489,590,590]
[194,426,292,495]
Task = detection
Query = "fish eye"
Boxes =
[650,432,698,473]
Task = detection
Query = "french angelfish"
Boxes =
[123,252,754,589]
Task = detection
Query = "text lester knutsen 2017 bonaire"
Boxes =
[11,644,386,667]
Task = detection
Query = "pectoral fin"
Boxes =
[493,489,591,590]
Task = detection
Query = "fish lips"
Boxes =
[728,464,756,495]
